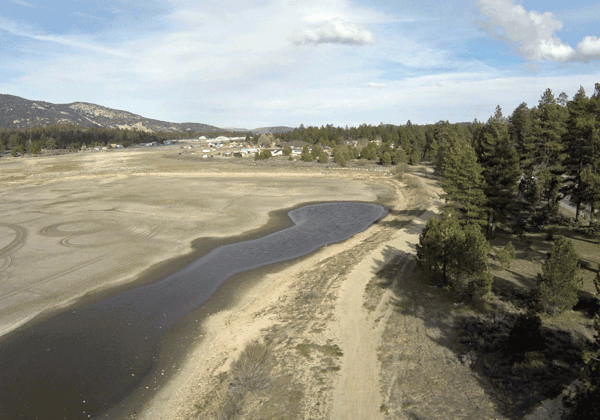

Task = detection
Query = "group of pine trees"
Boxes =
[418,83,600,310]
[432,85,600,234]
[417,84,600,418]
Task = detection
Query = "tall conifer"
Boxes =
[564,86,597,222]
[440,135,487,227]
[532,89,568,216]
[475,106,521,236]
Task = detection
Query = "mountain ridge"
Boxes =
[0,94,293,134]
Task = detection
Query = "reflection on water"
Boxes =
[0,202,386,420]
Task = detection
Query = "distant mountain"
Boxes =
[0,94,222,133]
[0,94,296,134]
[251,126,294,135]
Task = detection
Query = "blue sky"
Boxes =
[1,0,599,128]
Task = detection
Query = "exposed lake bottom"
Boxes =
[0,202,386,419]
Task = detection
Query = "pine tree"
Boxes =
[475,106,521,236]
[532,89,568,217]
[318,151,329,164]
[564,86,597,222]
[311,144,323,159]
[579,167,600,228]
[416,214,462,287]
[440,138,487,227]
[453,223,493,300]
[301,145,313,162]
[417,214,491,300]
[380,151,392,166]
[536,236,581,315]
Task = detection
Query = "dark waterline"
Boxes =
[0,202,386,420]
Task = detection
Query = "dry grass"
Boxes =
[207,341,272,420]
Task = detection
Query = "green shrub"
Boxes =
[318,152,329,164]
[254,149,271,160]
[311,144,323,159]
[380,151,392,166]
[496,241,516,270]
[536,236,581,315]
[301,145,313,162]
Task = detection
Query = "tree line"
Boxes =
[417,82,600,315]
[0,125,254,156]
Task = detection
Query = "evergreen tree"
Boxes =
[536,236,581,315]
[417,214,462,287]
[318,151,329,164]
[380,151,392,166]
[579,167,600,228]
[440,137,487,227]
[430,121,456,174]
[564,87,598,222]
[392,147,407,165]
[532,89,568,216]
[453,223,493,300]
[417,214,491,300]
[311,144,323,159]
[475,106,521,235]
[301,145,313,162]
[496,241,517,270]
[359,142,378,160]
[409,148,421,165]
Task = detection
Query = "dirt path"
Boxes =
[330,209,435,420]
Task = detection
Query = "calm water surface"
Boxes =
[0,202,386,419]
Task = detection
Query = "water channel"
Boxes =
[0,202,386,419]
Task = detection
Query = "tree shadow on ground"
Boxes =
[452,314,586,419]
[373,244,590,419]
[491,275,537,311]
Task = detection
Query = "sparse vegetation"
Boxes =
[211,341,271,419]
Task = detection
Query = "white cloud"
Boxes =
[292,18,375,46]
[368,82,386,88]
[577,36,600,58]
[477,0,574,61]
[477,0,600,62]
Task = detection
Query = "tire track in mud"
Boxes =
[0,223,27,289]
[0,250,120,303]
[41,220,122,248]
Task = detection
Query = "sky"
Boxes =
[1,0,599,129]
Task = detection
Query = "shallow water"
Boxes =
[0,202,386,420]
